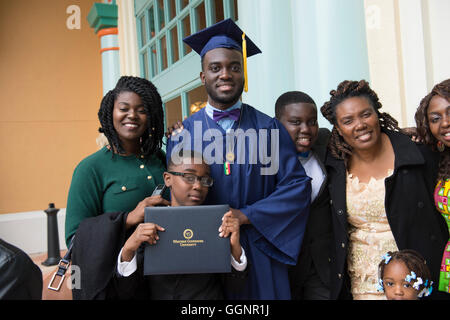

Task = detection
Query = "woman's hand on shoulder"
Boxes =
[402,127,423,143]
[126,195,170,229]
[164,119,185,139]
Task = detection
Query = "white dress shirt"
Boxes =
[299,152,326,202]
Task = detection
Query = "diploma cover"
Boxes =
[143,205,231,275]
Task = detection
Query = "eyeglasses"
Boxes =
[168,171,214,187]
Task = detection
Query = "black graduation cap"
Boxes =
[183,18,262,92]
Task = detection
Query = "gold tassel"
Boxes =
[242,32,248,92]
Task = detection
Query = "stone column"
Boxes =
[87,0,120,94]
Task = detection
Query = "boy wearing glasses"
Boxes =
[115,150,248,299]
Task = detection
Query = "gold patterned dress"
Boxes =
[346,170,398,300]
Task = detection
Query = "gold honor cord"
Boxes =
[242,32,248,92]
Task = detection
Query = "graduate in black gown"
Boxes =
[166,19,311,299]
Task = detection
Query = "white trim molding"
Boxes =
[117,0,140,76]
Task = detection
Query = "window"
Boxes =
[142,49,149,78]
[213,0,224,23]
[180,0,189,11]
[150,44,157,77]
[160,35,168,71]
[140,15,147,46]
[156,0,165,31]
[137,0,238,79]
[170,25,179,63]
[165,96,183,129]
[148,5,156,39]
[181,14,191,55]
[168,0,176,21]
[187,86,207,116]
[194,2,206,32]
[136,0,239,126]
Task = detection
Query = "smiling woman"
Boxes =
[321,80,449,300]
[65,76,170,247]
[64,76,175,299]
[112,91,148,154]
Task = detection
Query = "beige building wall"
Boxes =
[0,0,102,214]
[364,0,450,127]
[424,0,450,86]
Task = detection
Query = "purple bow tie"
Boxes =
[212,108,241,122]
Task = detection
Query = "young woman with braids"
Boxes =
[64,76,170,299]
[321,80,448,300]
[414,79,450,296]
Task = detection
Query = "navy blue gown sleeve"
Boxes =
[239,118,311,265]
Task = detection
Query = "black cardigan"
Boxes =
[325,129,449,299]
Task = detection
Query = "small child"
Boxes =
[377,249,433,300]
[115,150,247,300]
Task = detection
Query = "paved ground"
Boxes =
[29,250,67,278]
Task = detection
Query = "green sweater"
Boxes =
[65,147,166,246]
